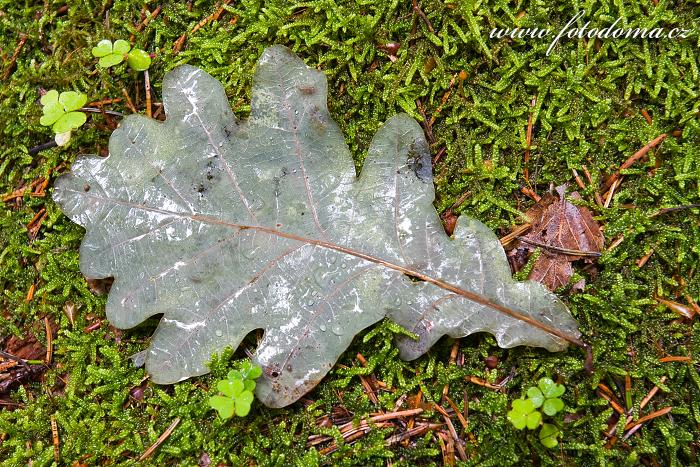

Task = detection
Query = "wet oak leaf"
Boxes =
[52,46,581,407]
[521,185,603,291]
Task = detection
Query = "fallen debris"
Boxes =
[509,185,604,290]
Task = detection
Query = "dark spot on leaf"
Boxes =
[83,184,90,192]
[406,142,431,182]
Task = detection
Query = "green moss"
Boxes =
[0,0,698,464]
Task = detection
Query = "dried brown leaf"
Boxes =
[519,185,603,291]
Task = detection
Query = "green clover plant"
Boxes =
[507,377,566,448]
[208,361,262,419]
[527,377,565,416]
[39,90,87,146]
[92,39,151,71]
[507,398,542,429]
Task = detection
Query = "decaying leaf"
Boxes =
[52,46,581,407]
[514,185,603,291]
[0,319,57,394]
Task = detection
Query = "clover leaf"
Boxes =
[126,48,152,71]
[92,39,151,71]
[39,90,87,146]
[536,377,565,415]
[208,361,262,419]
[92,39,131,68]
[539,423,560,448]
[507,398,542,430]
[538,377,565,398]
[526,386,545,408]
[208,395,235,419]
[510,378,567,446]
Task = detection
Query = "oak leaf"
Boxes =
[53,46,581,407]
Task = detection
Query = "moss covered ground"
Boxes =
[0,0,699,465]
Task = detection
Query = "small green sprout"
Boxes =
[208,361,262,419]
[39,90,87,146]
[507,377,566,448]
[92,39,151,71]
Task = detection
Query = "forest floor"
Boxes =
[0,0,699,465]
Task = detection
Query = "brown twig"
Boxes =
[581,164,605,207]
[520,186,540,202]
[356,353,379,405]
[516,236,602,257]
[51,415,59,462]
[25,284,36,302]
[133,5,162,35]
[27,208,47,240]
[597,383,625,415]
[465,376,503,391]
[602,133,667,192]
[435,403,467,461]
[412,0,434,32]
[121,88,138,113]
[44,317,53,364]
[428,74,457,128]
[385,423,443,446]
[636,248,654,268]
[603,179,617,208]
[623,406,672,432]
[144,70,152,118]
[655,296,696,319]
[2,178,45,202]
[87,97,122,107]
[312,408,426,453]
[606,235,625,252]
[404,390,422,442]
[138,418,180,461]
[0,351,31,369]
[432,146,446,167]
[174,0,233,52]
[2,34,28,81]
[416,99,434,144]
[83,320,103,333]
[500,223,532,247]
[80,107,124,117]
[650,204,700,217]
[639,376,667,410]
[444,395,469,433]
[572,168,585,190]
[659,356,691,363]
[524,97,536,182]
[35,177,50,196]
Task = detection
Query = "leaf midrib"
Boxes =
[66,188,584,348]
